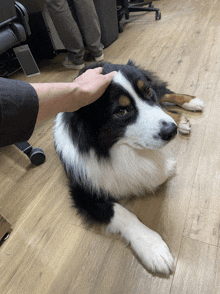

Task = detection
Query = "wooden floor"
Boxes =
[1,0,220,292]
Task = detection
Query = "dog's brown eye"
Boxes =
[117,109,127,116]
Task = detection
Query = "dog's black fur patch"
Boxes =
[69,179,117,225]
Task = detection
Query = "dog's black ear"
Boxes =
[127,60,135,66]
[142,70,154,82]
[142,69,169,89]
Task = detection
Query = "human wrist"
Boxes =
[32,82,81,123]
[59,82,80,112]
[70,80,92,110]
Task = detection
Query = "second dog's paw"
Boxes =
[182,97,204,112]
[130,227,175,275]
[179,116,191,135]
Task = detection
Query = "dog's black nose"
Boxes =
[159,122,177,141]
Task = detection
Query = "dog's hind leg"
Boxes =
[163,109,191,135]
[106,203,174,275]
[160,94,204,112]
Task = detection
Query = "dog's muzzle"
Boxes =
[159,122,177,141]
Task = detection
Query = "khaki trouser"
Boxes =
[45,0,103,64]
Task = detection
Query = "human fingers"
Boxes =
[92,67,103,74]
[96,71,117,93]
[90,67,117,81]
[104,71,117,82]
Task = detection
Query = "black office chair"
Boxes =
[0,0,46,166]
[117,0,161,32]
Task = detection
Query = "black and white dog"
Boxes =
[54,61,204,275]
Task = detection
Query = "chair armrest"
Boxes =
[10,22,26,42]
[0,26,20,54]
[15,1,31,36]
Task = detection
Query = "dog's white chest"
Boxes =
[84,144,176,198]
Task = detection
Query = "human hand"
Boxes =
[73,67,117,108]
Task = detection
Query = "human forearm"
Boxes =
[31,82,79,124]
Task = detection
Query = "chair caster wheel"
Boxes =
[2,232,10,241]
[155,11,161,20]
[125,13,129,20]
[29,147,46,165]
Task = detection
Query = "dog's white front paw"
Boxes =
[130,226,174,275]
[108,204,174,275]
[179,116,191,135]
[182,98,204,112]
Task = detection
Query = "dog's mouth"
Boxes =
[132,130,177,150]
[129,141,167,150]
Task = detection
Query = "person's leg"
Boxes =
[72,0,104,59]
[45,0,85,66]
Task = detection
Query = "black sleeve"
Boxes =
[0,77,39,147]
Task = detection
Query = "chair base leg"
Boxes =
[0,213,12,243]
[15,142,46,166]
[117,0,161,32]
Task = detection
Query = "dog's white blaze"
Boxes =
[113,70,140,100]
[106,203,174,274]
[113,71,176,150]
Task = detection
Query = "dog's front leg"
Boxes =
[106,203,174,275]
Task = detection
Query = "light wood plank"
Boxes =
[184,78,220,246]
[171,237,220,294]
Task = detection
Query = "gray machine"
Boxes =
[0,0,39,77]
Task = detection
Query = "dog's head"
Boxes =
[72,61,177,156]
